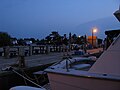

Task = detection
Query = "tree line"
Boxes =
[0,31,103,47]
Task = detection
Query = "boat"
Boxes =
[114,5,120,22]
[9,86,46,90]
[45,33,120,90]
[45,8,120,90]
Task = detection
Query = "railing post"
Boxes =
[18,46,25,68]
[29,45,33,56]
[3,46,10,59]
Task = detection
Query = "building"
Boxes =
[87,36,98,48]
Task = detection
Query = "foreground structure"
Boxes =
[45,33,120,90]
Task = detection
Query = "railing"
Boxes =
[0,45,68,58]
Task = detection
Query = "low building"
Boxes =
[87,36,98,48]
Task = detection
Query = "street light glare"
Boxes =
[93,28,97,33]
[91,27,98,48]
[78,35,81,38]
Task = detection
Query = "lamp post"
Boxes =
[92,28,97,48]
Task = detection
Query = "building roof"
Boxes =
[105,30,120,37]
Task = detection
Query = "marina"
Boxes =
[0,1,120,90]
[0,47,102,90]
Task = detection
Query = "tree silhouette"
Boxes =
[71,34,77,44]
[0,32,11,47]
[45,31,62,45]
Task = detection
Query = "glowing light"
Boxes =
[92,28,98,33]
[78,35,81,38]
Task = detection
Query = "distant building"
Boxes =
[87,36,98,47]
[24,40,32,45]
[12,40,18,45]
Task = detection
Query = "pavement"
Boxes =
[0,48,103,73]
[0,52,63,72]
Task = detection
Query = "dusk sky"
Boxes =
[0,0,120,39]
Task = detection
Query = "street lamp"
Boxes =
[92,27,97,48]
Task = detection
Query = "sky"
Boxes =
[0,0,120,39]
